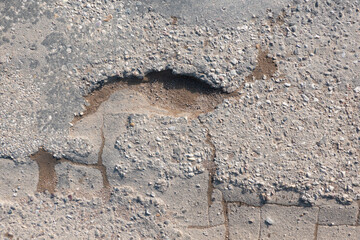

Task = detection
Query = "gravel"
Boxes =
[1,0,360,238]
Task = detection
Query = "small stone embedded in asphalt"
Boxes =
[301,94,309,102]
[265,217,274,225]
[1,0,360,239]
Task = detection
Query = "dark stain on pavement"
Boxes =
[30,148,58,194]
[246,48,277,81]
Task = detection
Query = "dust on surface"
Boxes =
[30,148,58,194]
[74,70,231,123]
[246,49,277,81]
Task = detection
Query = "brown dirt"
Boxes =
[30,142,110,197]
[245,49,277,82]
[74,50,277,124]
[4,232,14,239]
[30,149,58,194]
[73,70,232,123]
[171,16,178,25]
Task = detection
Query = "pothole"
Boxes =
[42,50,277,200]
[73,70,233,123]
[74,49,277,123]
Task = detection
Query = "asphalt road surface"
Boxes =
[1,0,360,239]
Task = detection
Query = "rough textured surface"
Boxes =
[0,158,38,200]
[55,162,104,198]
[1,0,360,239]
[317,226,360,240]
[228,203,261,240]
[318,201,359,226]
[260,205,318,240]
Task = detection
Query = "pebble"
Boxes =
[301,94,309,102]
[265,217,274,225]
[230,58,238,65]
[95,21,102,28]
[2,1,360,237]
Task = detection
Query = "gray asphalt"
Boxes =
[1,0,360,239]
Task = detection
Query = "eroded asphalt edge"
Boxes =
[0,0,360,239]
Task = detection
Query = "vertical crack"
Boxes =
[314,207,320,240]
[222,200,230,240]
[97,118,111,200]
[356,200,360,226]
[258,206,262,240]
[204,130,216,209]
[202,125,230,239]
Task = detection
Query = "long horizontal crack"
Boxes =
[187,223,225,229]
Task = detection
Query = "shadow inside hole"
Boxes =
[145,70,222,94]
[75,70,232,123]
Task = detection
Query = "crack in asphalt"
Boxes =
[223,201,230,240]
[313,208,320,240]
[356,200,360,226]
[30,141,110,198]
[97,122,111,201]
[204,129,216,209]
[29,54,278,233]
